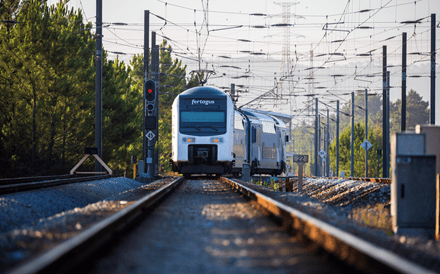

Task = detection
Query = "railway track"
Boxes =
[0,175,112,195]
[6,177,433,274]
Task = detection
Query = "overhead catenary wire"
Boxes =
[67,0,440,116]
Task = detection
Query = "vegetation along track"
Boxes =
[7,176,432,274]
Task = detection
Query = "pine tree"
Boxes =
[390,89,430,134]
[0,0,95,176]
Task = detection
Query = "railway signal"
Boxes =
[143,79,158,179]
[145,79,156,115]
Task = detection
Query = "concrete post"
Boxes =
[298,163,304,193]
[242,163,251,183]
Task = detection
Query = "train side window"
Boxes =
[252,127,256,143]
[257,127,261,144]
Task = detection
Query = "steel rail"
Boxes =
[220,177,434,274]
[0,174,74,185]
[0,175,112,195]
[7,177,184,274]
[253,175,391,184]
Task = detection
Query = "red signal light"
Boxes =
[145,80,156,102]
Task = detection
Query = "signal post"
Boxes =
[144,79,158,179]
[141,11,159,181]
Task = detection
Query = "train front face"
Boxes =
[171,87,234,176]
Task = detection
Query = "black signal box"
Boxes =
[85,147,98,155]
[145,116,157,130]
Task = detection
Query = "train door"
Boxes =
[250,125,261,172]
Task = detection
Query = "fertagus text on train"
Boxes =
[191,99,215,105]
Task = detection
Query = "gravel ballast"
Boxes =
[1,176,440,273]
[0,177,173,271]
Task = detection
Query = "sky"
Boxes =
[47,0,440,125]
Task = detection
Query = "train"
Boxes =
[170,86,289,178]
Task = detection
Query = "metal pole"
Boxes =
[336,100,339,177]
[382,46,387,177]
[318,115,321,176]
[377,150,380,178]
[431,13,436,125]
[402,32,407,131]
[231,83,235,105]
[351,92,354,177]
[326,108,330,177]
[152,36,160,177]
[95,0,102,173]
[143,10,149,173]
[365,89,368,177]
[315,98,318,176]
[385,71,390,178]
[146,32,157,178]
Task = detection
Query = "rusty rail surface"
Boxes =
[306,176,391,184]
[251,175,391,184]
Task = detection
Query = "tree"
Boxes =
[338,92,382,132]
[101,55,140,171]
[390,89,429,134]
[329,122,382,177]
[0,0,96,177]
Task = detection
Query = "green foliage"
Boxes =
[0,0,201,178]
[101,56,140,171]
[324,89,428,178]
[338,92,382,131]
[329,122,382,177]
[390,89,430,134]
[0,0,96,176]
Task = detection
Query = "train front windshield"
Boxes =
[180,111,226,135]
[181,111,225,123]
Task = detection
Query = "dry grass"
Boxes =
[251,178,393,234]
[348,203,393,235]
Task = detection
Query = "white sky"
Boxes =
[48,0,440,125]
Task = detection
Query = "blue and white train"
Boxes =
[170,86,289,178]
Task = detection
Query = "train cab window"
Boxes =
[181,111,225,123]
[180,111,226,135]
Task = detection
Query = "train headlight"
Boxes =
[211,138,223,143]
[183,138,195,143]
